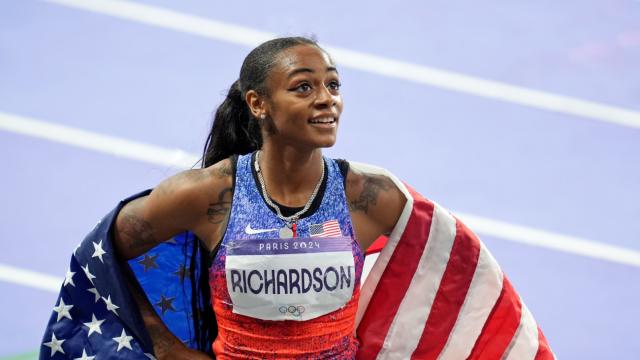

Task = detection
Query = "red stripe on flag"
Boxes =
[366,235,388,255]
[467,276,522,360]
[535,326,555,360]
[356,186,435,359]
[323,220,342,236]
[410,218,482,359]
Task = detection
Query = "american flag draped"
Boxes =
[350,162,555,359]
[40,189,203,359]
[40,164,555,359]
[41,190,156,359]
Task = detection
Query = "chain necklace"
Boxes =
[254,150,325,238]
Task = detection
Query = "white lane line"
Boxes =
[327,47,640,129]
[43,0,640,129]
[0,112,199,168]
[46,0,274,48]
[459,212,640,268]
[3,111,640,269]
[0,263,60,293]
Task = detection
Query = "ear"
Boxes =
[245,90,268,120]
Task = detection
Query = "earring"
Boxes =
[260,114,266,119]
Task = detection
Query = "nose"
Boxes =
[314,84,337,108]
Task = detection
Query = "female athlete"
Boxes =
[113,36,406,359]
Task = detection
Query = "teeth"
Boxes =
[310,117,335,124]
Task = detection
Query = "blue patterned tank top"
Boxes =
[209,151,364,359]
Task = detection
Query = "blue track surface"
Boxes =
[1,1,639,358]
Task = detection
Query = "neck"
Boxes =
[257,143,324,207]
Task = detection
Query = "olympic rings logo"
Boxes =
[278,305,305,317]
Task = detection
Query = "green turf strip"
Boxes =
[0,350,38,360]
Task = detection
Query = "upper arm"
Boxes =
[114,159,234,260]
[345,163,407,250]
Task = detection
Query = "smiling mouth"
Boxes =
[308,116,337,124]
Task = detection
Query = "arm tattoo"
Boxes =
[121,212,158,251]
[349,174,392,214]
[207,187,232,224]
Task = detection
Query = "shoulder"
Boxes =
[147,157,234,213]
[341,161,407,246]
[343,161,407,221]
[342,162,403,211]
[114,158,236,257]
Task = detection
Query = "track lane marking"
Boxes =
[42,0,640,129]
[0,263,60,293]
[0,111,199,168]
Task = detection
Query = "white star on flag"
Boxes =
[92,240,107,263]
[74,348,96,360]
[83,314,104,336]
[81,264,96,284]
[43,332,65,356]
[87,288,100,303]
[102,295,119,315]
[64,269,76,287]
[112,328,134,351]
[52,298,74,322]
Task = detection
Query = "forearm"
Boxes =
[125,267,182,357]
[124,268,212,359]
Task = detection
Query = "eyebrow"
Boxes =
[287,66,338,79]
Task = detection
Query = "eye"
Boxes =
[327,80,341,91]
[292,82,312,93]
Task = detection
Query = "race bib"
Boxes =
[224,236,356,321]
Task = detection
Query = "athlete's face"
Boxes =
[261,45,343,149]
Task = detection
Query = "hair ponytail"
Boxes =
[201,80,262,168]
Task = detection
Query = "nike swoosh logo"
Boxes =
[244,224,279,235]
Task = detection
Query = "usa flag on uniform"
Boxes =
[309,219,342,237]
